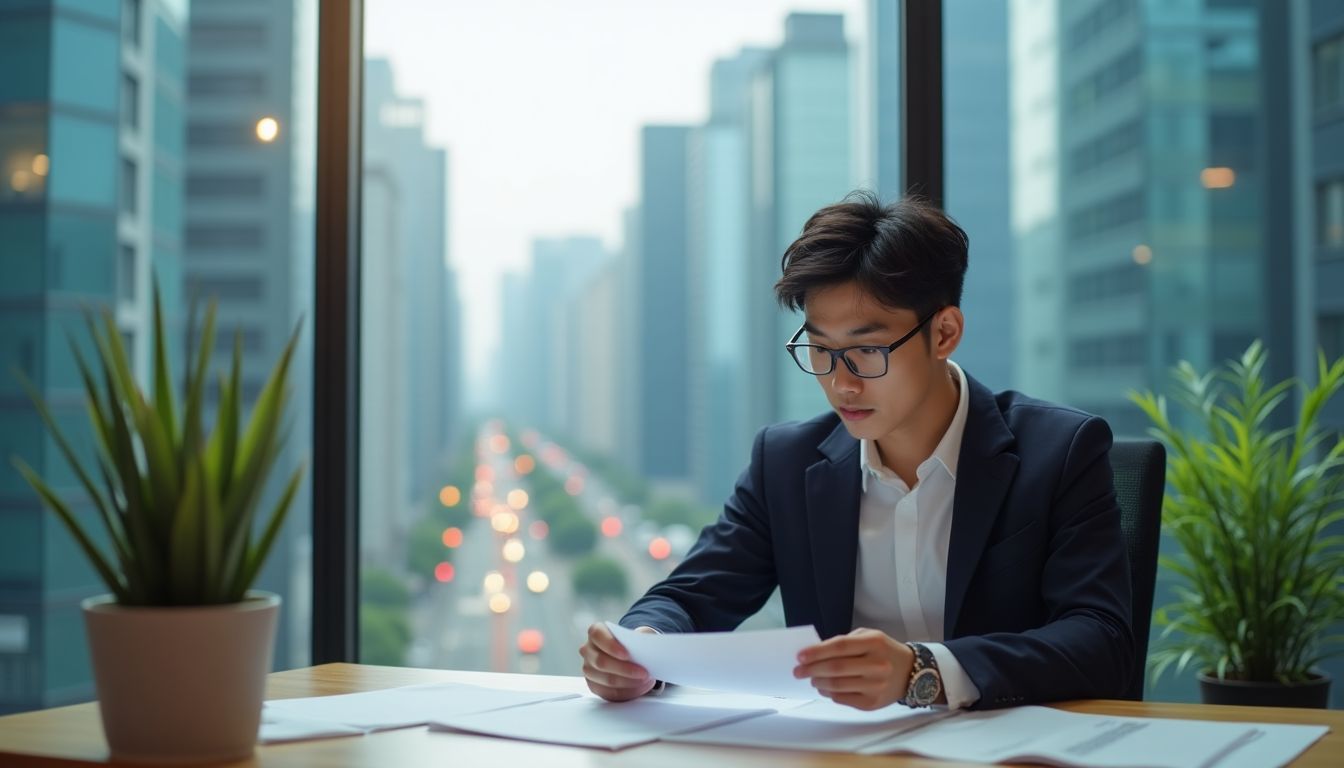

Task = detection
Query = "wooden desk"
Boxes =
[0,664,1337,767]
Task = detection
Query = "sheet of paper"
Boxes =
[665,697,955,752]
[263,683,578,731]
[607,621,821,699]
[862,706,1330,768]
[429,694,775,750]
[258,713,367,744]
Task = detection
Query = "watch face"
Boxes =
[911,670,940,704]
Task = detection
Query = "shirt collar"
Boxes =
[860,360,970,492]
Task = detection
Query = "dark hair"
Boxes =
[774,191,969,322]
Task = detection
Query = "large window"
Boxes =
[0,0,316,714]
[360,0,873,673]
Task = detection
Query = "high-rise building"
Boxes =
[687,49,771,505]
[531,236,607,439]
[184,0,309,668]
[360,58,456,567]
[1311,2,1344,433]
[750,13,853,424]
[635,125,693,481]
[944,0,1014,391]
[1011,0,1273,436]
[566,261,622,456]
[0,0,185,713]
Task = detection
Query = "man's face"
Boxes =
[800,281,943,442]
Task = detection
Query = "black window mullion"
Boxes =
[311,0,363,665]
[901,0,944,206]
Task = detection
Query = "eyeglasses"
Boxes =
[785,310,938,378]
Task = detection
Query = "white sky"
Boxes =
[364,0,861,403]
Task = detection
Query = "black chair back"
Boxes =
[1108,438,1165,701]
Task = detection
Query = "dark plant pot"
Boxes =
[1197,669,1331,709]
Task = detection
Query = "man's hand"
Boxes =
[579,623,658,702]
[793,627,914,710]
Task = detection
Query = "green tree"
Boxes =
[362,567,410,609]
[360,604,411,666]
[572,555,628,601]
[548,508,597,557]
[407,516,453,578]
[359,567,411,666]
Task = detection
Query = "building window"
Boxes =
[1068,47,1141,115]
[186,276,264,302]
[118,244,136,303]
[1069,334,1147,370]
[186,173,265,199]
[185,223,265,250]
[1321,315,1344,361]
[1320,178,1344,251]
[121,0,141,48]
[1067,189,1144,241]
[188,72,267,99]
[120,157,137,216]
[189,22,266,50]
[188,123,256,148]
[1316,34,1344,113]
[120,73,139,131]
[1069,119,1142,176]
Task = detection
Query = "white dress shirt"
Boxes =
[850,360,981,709]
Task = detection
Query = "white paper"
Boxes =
[861,706,1330,768]
[665,697,955,752]
[258,713,367,744]
[428,694,775,750]
[262,683,578,731]
[607,621,821,699]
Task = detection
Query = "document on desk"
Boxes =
[664,697,956,752]
[606,621,821,699]
[262,683,578,732]
[859,705,1330,768]
[429,695,775,750]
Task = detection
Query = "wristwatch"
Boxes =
[903,642,943,708]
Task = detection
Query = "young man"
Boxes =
[579,193,1134,711]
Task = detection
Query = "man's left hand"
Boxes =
[793,628,914,710]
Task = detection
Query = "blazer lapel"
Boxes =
[943,375,1019,638]
[805,421,861,639]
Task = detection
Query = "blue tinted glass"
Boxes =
[46,115,117,208]
[0,211,45,299]
[46,211,116,295]
[50,17,118,112]
[0,18,50,104]
[55,0,118,21]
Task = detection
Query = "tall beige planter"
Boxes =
[82,591,279,764]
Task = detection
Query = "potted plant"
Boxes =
[12,286,302,762]
[1131,342,1344,708]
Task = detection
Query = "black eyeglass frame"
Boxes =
[785,310,940,378]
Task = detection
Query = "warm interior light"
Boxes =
[255,117,280,142]
[1200,167,1235,189]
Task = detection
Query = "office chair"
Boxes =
[1108,438,1165,701]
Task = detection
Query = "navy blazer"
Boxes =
[621,372,1134,709]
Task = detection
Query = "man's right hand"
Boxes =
[579,623,657,701]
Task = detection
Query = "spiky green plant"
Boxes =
[12,285,303,606]
[1131,342,1344,684]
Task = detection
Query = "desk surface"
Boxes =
[0,663,1338,767]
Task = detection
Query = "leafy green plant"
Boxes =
[1131,342,1344,684]
[12,286,302,606]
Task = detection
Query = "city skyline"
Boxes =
[364,0,864,407]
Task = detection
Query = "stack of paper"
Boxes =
[429,696,774,750]
[665,696,953,752]
[860,706,1329,768]
[259,683,577,744]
